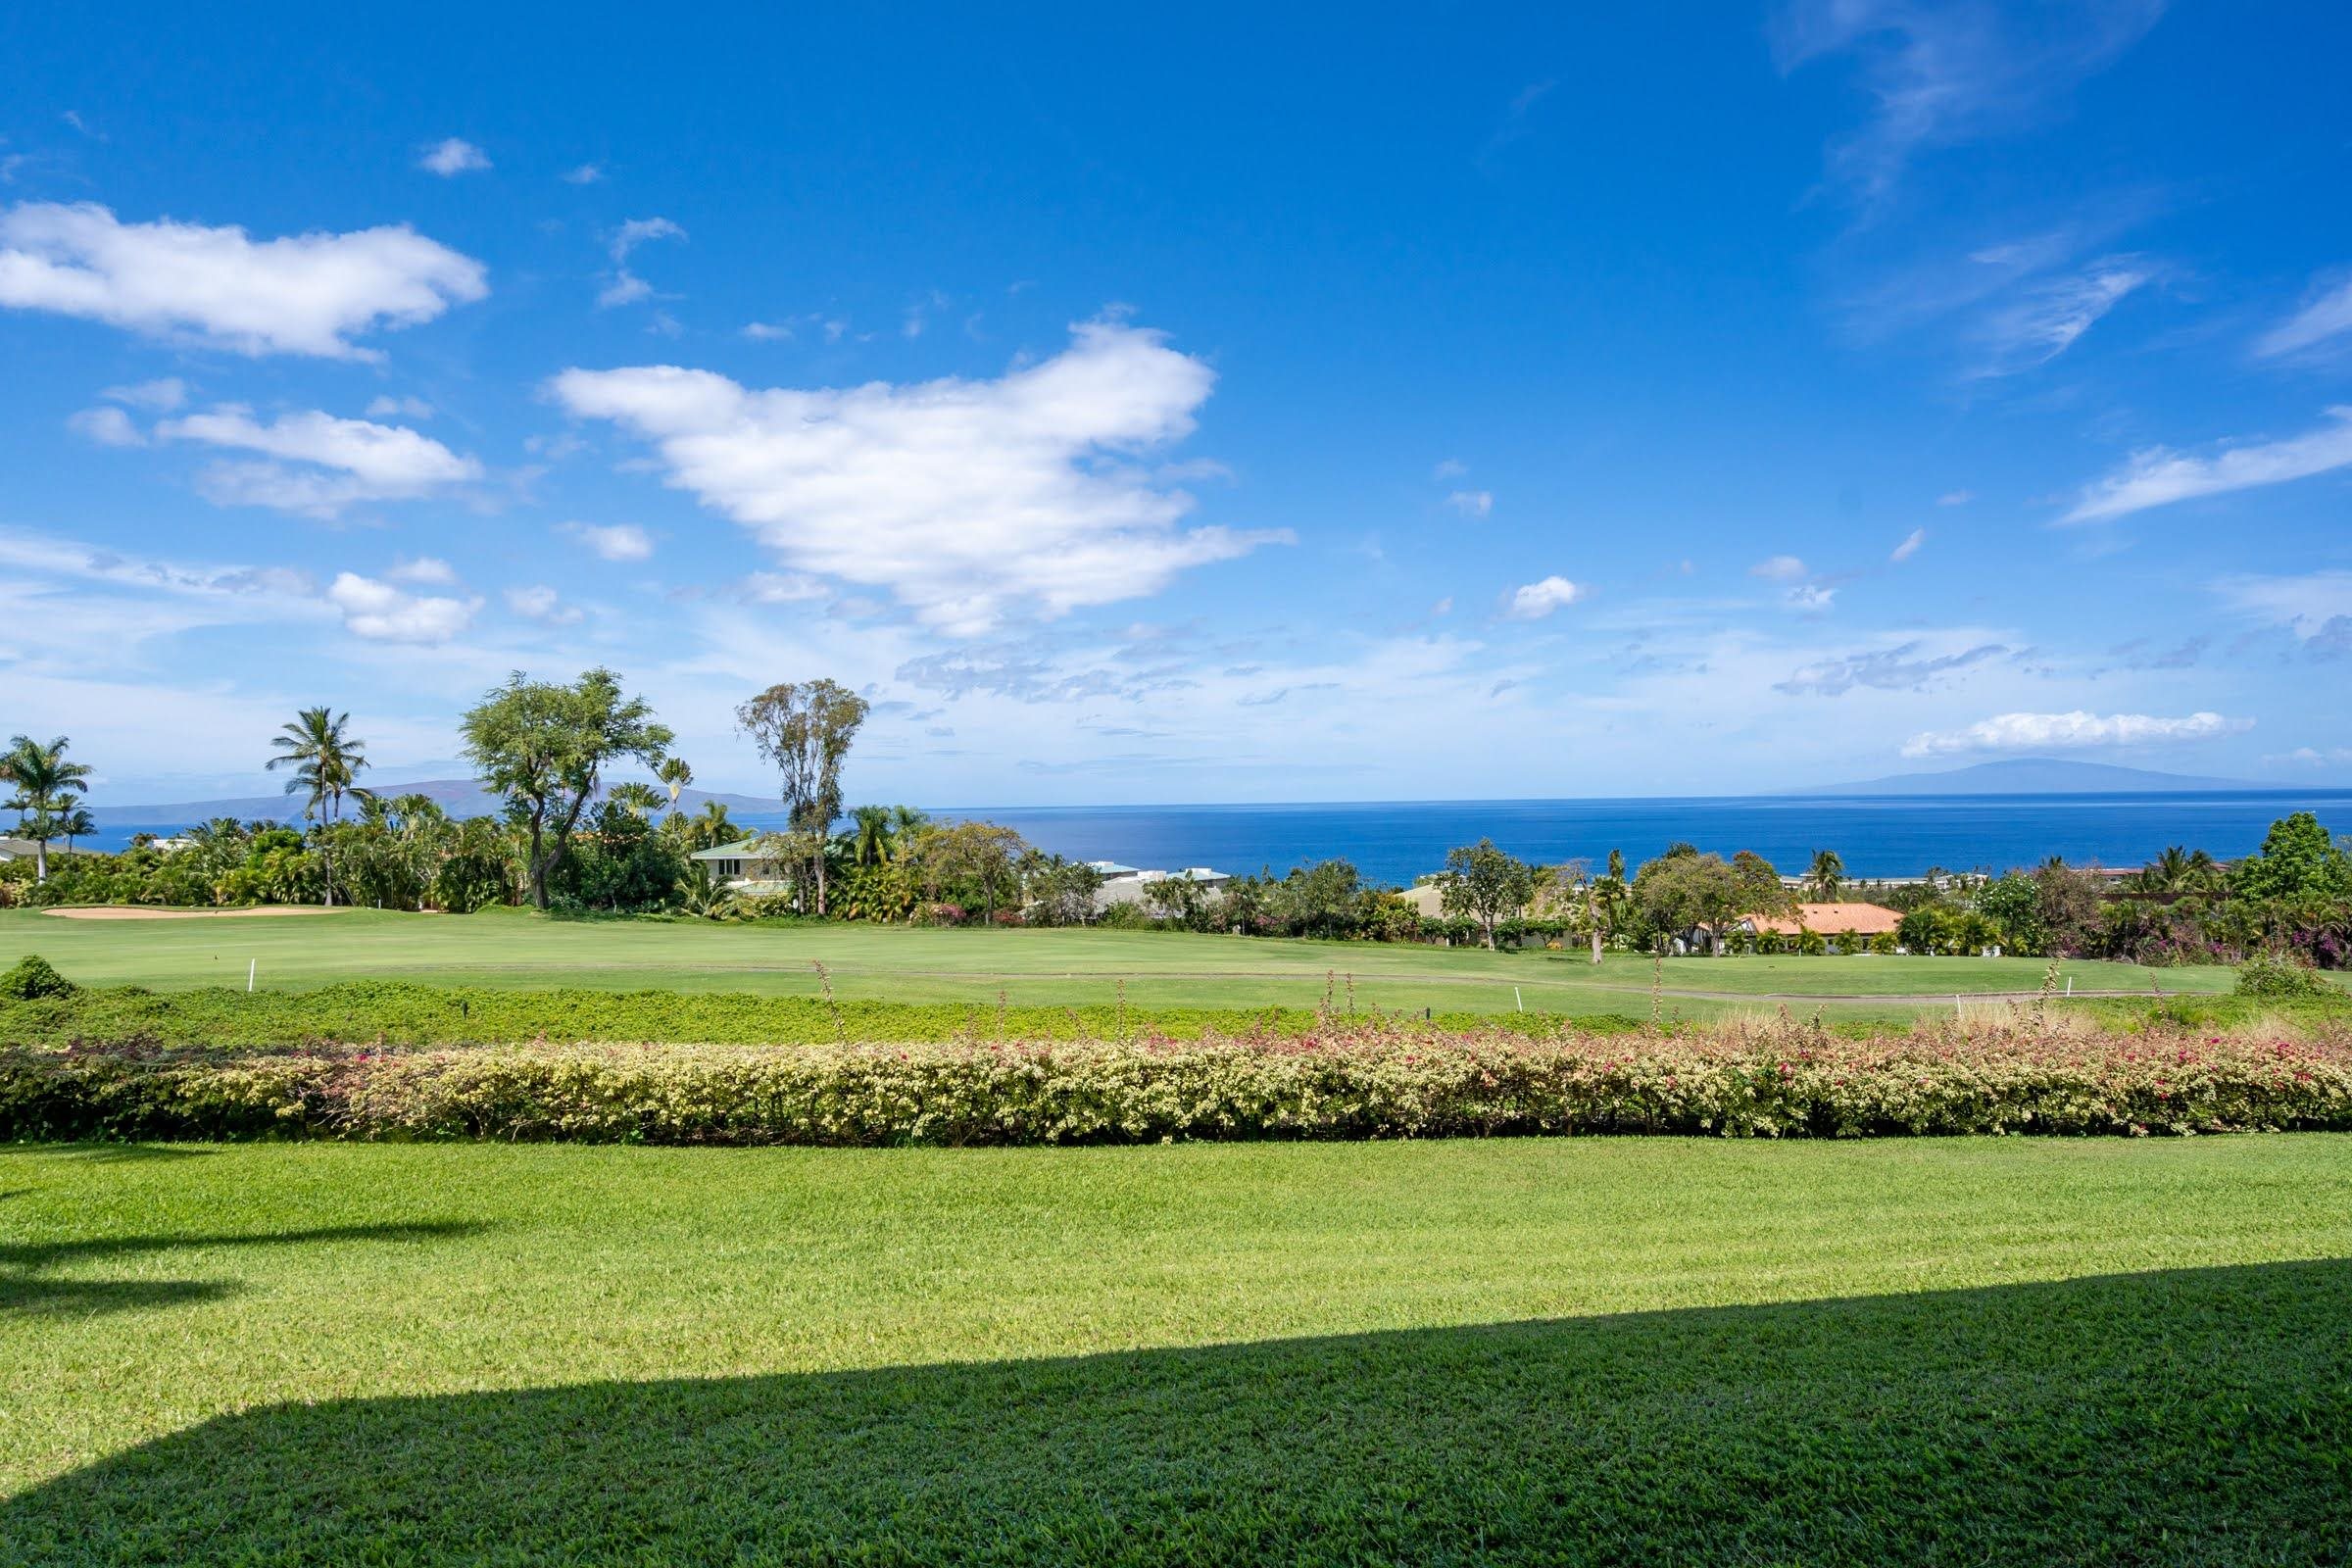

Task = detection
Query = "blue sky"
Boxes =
[4,1,2351,806]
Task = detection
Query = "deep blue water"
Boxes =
[75,791,2352,887]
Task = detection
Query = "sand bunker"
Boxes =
[41,905,355,921]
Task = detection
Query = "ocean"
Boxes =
[82,791,2351,886]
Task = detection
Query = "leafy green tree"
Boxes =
[1633,851,1749,955]
[1,734,93,882]
[1274,859,1364,938]
[736,679,870,917]
[461,668,674,910]
[2232,812,2352,902]
[266,708,371,907]
[1031,858,1109,926]
[1439,839,1538,949]
[1732,851,1795,923]
[1973,872,2047,955]
[906,819,1026,922]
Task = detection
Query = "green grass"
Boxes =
[3,1139,2348,1563]
[0,907,2235,1023]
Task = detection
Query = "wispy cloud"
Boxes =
[1772,0,2165,207]
[1902,709,2245,758]
[2062,407,2352,523]
[1750,555,1808,580]
[2255,270,2352,359]
[1778,639,2005,696]
[1446,489,1493,518]
[598,217,685,309]
[561,163,605,186]
[1965,254,2152,376]
[1890,527,1927,562]
[560,520,654,562]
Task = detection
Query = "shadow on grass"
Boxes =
[0,1221,486,1319]
[5,1259,2348,1565]
[0,1143,218,1164]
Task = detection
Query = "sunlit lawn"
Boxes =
[0,907,2233,1022]
[2,1137,2347,1563]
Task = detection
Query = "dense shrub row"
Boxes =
[7,1018,2346,1145]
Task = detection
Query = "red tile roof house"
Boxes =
[1747,902,1904,939]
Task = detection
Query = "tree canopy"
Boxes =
[461,668,673,910]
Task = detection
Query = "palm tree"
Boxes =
[850,805,896,866]
[683,800,736,852]
[388,793,445,833]
[1804,849,1845,903]
[658,757,694,810]
[887,805,930,860]
[610,781,664,820]
[1,734,94,882]
[266,708,371,907]
[56,805,97,855]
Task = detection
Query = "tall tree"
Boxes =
[461,668,674,910]
[1438,838,1539,949]
[658,756,694,809]
[1804,849,1845,902]
[266,708,372,907]
[736,679,870,916]
[56,804,96,854]
[2,734,94,881]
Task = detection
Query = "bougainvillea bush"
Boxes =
[6,1014,2348,1145]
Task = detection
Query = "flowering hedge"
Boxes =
[6,1018,2348,1145]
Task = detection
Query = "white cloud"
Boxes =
[1902,710,2248,758]
[1504,575,1585,619]
[365,394,434,419]
[742,571,829,604]
[325,570,479,642]
[598,217,684,309]
[549,318,1290,633]
[1784,584,1837,612]
[0,202,485,359]
[561,163,605,185]
[2062,407,2352,523]
[1937,490,1973,506]
[1446,489,1493,518]
[1966,256,2151,377]
[1432,458,1468,479]
[157,406,482,518]
[1749,555,1808,580]
[560,520,654,562]
[2256,272,2352,359]
[742,320,792,341]
[386,556,457,586]
[68,405,144,447]
[1772,0,2163,205]
[418,137,490,176]
[504,584,583,624]
[100,376,184,411]
[1890,527,1928,562]
[2267,746,2352,769]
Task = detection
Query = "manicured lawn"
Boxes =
[0,907,2233,1021]
[3,1138,2349,1563]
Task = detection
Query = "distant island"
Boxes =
[1790,759,2266,796]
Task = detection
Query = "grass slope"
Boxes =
[4,1139,2350,1562]
[0,907,2234,1021]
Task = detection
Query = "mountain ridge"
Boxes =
[1788,759,2267,796]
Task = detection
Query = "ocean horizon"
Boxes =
[73,789,2352,888]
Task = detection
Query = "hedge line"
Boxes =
[7,1021,2347,1144]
